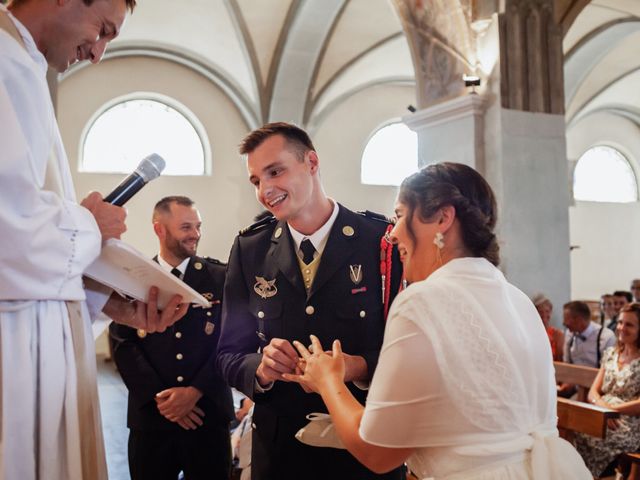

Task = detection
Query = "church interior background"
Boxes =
[9,0,640,477]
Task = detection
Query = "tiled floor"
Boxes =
[97,356,131,480]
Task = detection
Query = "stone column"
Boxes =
[394,0,571,325]
[483,0,570,323]
[403,94,486,171]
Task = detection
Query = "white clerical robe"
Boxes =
[0,6,108,480]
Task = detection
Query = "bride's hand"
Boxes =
[283,335,345,394]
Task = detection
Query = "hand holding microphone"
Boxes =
[81,154,166,240]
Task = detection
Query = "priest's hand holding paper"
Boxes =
[103,286,188,333]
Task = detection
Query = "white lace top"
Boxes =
[359,258,590,479]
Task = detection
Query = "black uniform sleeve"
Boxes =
[109,321,165,409]
[216,236,263,399]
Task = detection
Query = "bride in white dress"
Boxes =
[284,163,591,479]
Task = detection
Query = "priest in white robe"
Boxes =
[0,1,186,479]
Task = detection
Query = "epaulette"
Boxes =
[204,256,226,266]
[357,210,392,224]
[239,214,277,235]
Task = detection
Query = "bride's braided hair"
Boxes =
[398,162,500,266]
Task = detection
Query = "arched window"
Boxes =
[573,146,638,203]
[361,122,418,186]
[80,94,209,176]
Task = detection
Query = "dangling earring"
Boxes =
[433,232,444,249]
[433,232,444,266]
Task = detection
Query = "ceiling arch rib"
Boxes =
[307,78,415,135]
[311,0,404,97]
[268,0,347,125]
[568,67,640,127]
[556,0,591,35]
[60,44,261,130]
[309,34,415,124]
[106,0,258,106]
[225,0,266,122]
[571,105,640,130]
[567,30,640,121]
[310,32,405,112]
[564,20,640,106]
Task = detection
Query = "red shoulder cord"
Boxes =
[380,224,394,320]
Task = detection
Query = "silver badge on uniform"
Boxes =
[349,264,363,285]
[254,276,277,299]
[204,321,215,335]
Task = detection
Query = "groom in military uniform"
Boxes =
[217,123,402,480]
[110,196,233,480]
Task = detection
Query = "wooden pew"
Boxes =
[554,361,619,439]
[557,397,619,438]
[554,361,599,402]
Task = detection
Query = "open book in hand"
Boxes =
[84,239,211,310]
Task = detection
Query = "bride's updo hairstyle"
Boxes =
[398,162,500,266]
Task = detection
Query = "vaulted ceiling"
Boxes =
[563,0,640,128]
[97,0,415,129]
[58,0,640,132]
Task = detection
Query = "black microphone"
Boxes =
[104,154,166,206]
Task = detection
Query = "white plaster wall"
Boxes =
[312,83,417,218]
[566,111,640,299]
[58,56,255,261]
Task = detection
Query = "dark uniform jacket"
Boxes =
[217,204,402,479]
[110,255,234,431]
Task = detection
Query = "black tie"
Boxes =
[300,239,316,265]
[171,267,182,278]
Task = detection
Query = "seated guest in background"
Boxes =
[532,293,564,361]
[632,280,640,303]
[110,196,233,480]
[285,163,591,479]
[575,303,640,478]
[608,291,633,331]
[559,301,616,397]
[600,294,616,326]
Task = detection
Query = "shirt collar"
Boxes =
[157,255,190,277]
[288,199,339,256]
[1,5,48,73]
[574,321,596,340]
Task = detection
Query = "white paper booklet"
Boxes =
[85,239,210,309]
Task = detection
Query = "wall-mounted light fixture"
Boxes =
[463,74,481,94]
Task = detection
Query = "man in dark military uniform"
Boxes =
[110,196,233,480]
[217,123,402,480]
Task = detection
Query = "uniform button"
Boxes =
[305,305,315,315]
[176,353,183,360]
[305,269,311,274]
[359,310,366,318]
[258,311,265,319]
[175,332,182,339]
[206,311,212,317]
[177,376,184,382]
